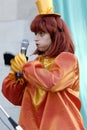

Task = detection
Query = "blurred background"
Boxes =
[0,0,37,129]
[0,0,87,129]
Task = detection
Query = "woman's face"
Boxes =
[34,31,52,55]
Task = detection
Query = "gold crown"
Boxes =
[36,0,60,16]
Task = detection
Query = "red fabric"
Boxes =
[2,52,85,130]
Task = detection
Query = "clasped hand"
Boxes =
[10,53,27,73]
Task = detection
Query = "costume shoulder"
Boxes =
[55,52,78,70]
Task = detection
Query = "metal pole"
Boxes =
[0,105,23,130]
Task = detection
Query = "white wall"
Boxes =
[0,0,17,21]
[0,19,34,130]
[0,0,38,129]
[0,0,37,21]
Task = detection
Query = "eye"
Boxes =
[35,32,37,35]
[35,31,46,37]
[39,31,45,36]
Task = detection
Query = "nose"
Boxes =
[34,34,39,42]
[34,37,39,47]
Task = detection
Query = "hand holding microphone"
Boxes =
[10,39,29,73]
[3,39,29,66]
[10,53,27,73]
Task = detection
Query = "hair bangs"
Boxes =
[30,16,47,33]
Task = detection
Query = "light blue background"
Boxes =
[53,0,87,129]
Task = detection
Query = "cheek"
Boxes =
[46,38,52,46]
[45,35,51,43]
[42,41,51,50]
[43,40,51,47]
[40,34,52,47]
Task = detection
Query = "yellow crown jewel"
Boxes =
[36,0,60,16]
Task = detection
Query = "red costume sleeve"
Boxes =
[2,73,26,105]
[22,52,79,92]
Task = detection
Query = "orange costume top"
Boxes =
[2,52,85,130]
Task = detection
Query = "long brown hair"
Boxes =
[30,15,75,57]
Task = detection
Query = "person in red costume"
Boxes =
[2,0,85,130]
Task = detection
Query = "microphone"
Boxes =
[0,105,23,130]
[16,39,29,77]
[3,39,29,66]
[20,39,29,56]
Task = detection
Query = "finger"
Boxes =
[15,53,26,66]
[18,53,26,63]
[10,60,21,72]
[15,55,23,66]
[11,64,21,72]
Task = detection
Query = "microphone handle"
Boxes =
[21,47,28,61]
[21,47,26,55]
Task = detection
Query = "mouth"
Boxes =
[36,46,43,51]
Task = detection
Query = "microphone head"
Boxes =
[21,39,29,48]
[21,39,29,55]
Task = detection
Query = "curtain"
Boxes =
[53,0,87,129]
